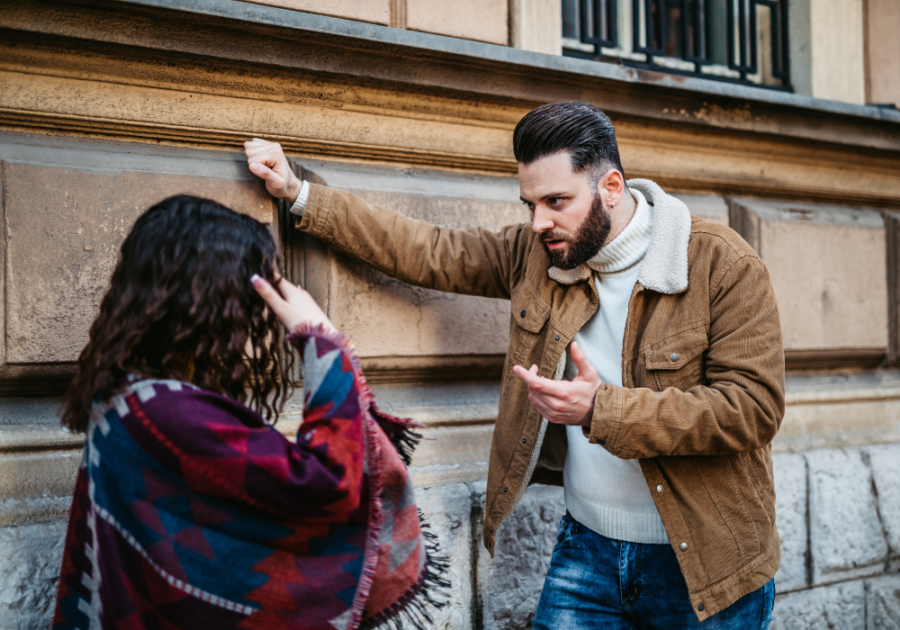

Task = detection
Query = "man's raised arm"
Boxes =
[245,139,527,300]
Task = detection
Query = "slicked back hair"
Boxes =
[513,101,625,182]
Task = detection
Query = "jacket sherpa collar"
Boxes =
[547,178,692,295]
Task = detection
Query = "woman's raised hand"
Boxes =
[251,275,335,333]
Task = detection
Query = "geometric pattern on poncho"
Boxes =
[53,330,434,630]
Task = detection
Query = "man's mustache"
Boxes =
[541,232,568,243]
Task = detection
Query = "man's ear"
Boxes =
[597,168,625,204]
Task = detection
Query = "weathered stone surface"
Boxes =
[409,424,493,487]
[867,573,900,630]
[3,146,275,365]
[729,198,887,352]
[771,580,866,630]
[777,370,900,453]
[0,520,67,630]
[864,0,900,108]
[329,188,526,360]
[476,482,564,630]
[807,448,888,584]
[866,443,900,567]
[242,0,390,25]
[773,452,808,592]
[672,192,730,226]
[0,451,80,525]
[407,0,508,44]
[409,483,473,630]
[369,382,498,486]
[509,0,561,55]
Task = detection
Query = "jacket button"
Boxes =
[656,485,664,493]
[522,438,527,443]
[555,335,560,341]
[520,310,527,318]
[503,487,508,493]
[697,602,705,612]
[670,352,680,362]
[679,542,688,551]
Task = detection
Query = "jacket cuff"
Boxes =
[584,383,626,453]
[296,183,335,238]
[288,180,310,216]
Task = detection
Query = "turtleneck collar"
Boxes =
[586,188,652,275]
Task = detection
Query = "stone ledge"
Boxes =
[116,0,900,128]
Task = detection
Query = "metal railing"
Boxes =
[562,0,791,90]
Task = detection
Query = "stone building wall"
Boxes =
[1,1,900,628]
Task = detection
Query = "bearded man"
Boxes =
[246,101,785,628]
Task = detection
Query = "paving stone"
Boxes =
[867,443,900,567]
[0,520,68,630]
[867,573,900,630]
[771,580,866,630]
[406,483,473,630]
[773,452,809,592]
[807,448,888,584]
[476,482,565,630]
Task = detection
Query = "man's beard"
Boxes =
[542,192,612,270]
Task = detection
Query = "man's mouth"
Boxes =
[544,239,566,250]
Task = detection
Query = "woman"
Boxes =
[53,195,446,630]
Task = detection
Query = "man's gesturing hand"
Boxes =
[512,342,602,427]
[244,138,302,202]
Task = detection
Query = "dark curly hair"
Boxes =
[61,195,292,432]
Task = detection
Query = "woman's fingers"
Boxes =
[251,275,336,333]
[251,274,294,327]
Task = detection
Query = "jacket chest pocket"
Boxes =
[642,324,708,391]
[508,292,551,372]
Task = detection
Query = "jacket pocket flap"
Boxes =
[511,292,550,333]
[645,325,708,370]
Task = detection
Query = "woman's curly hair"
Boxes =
[61,195,292,432]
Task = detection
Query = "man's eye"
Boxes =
[548,198,562,206]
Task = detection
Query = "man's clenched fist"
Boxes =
[244,138,302,202]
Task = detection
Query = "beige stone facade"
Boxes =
[2,0,900,627]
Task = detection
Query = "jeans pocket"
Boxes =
[759,580,776,629]
[553,514,577,552]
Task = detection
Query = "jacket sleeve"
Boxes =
[297,183,531,300]
[131,329,369,522]
[586,255,786,458]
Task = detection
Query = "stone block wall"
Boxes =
[3,135,900,628]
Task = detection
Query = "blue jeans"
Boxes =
[533,514,775,629]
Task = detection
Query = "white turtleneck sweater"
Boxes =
[563,188,669,544]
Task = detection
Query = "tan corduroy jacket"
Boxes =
[297,178,785,622]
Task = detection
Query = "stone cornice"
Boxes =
[1,0,899,206]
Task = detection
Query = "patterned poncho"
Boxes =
[53,327,447,629]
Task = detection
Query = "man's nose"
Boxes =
[532,209,554,233]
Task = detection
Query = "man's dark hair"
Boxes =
[513,101,625,180]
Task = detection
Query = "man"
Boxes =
[245,101,784,628]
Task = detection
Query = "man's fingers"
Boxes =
[248,162,286,187]
[513,364,544,388]
[570,342,600,381]
[244,139,281,158]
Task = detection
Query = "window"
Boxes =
[562,0,791,90]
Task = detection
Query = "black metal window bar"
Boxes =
[562,0,791,90]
